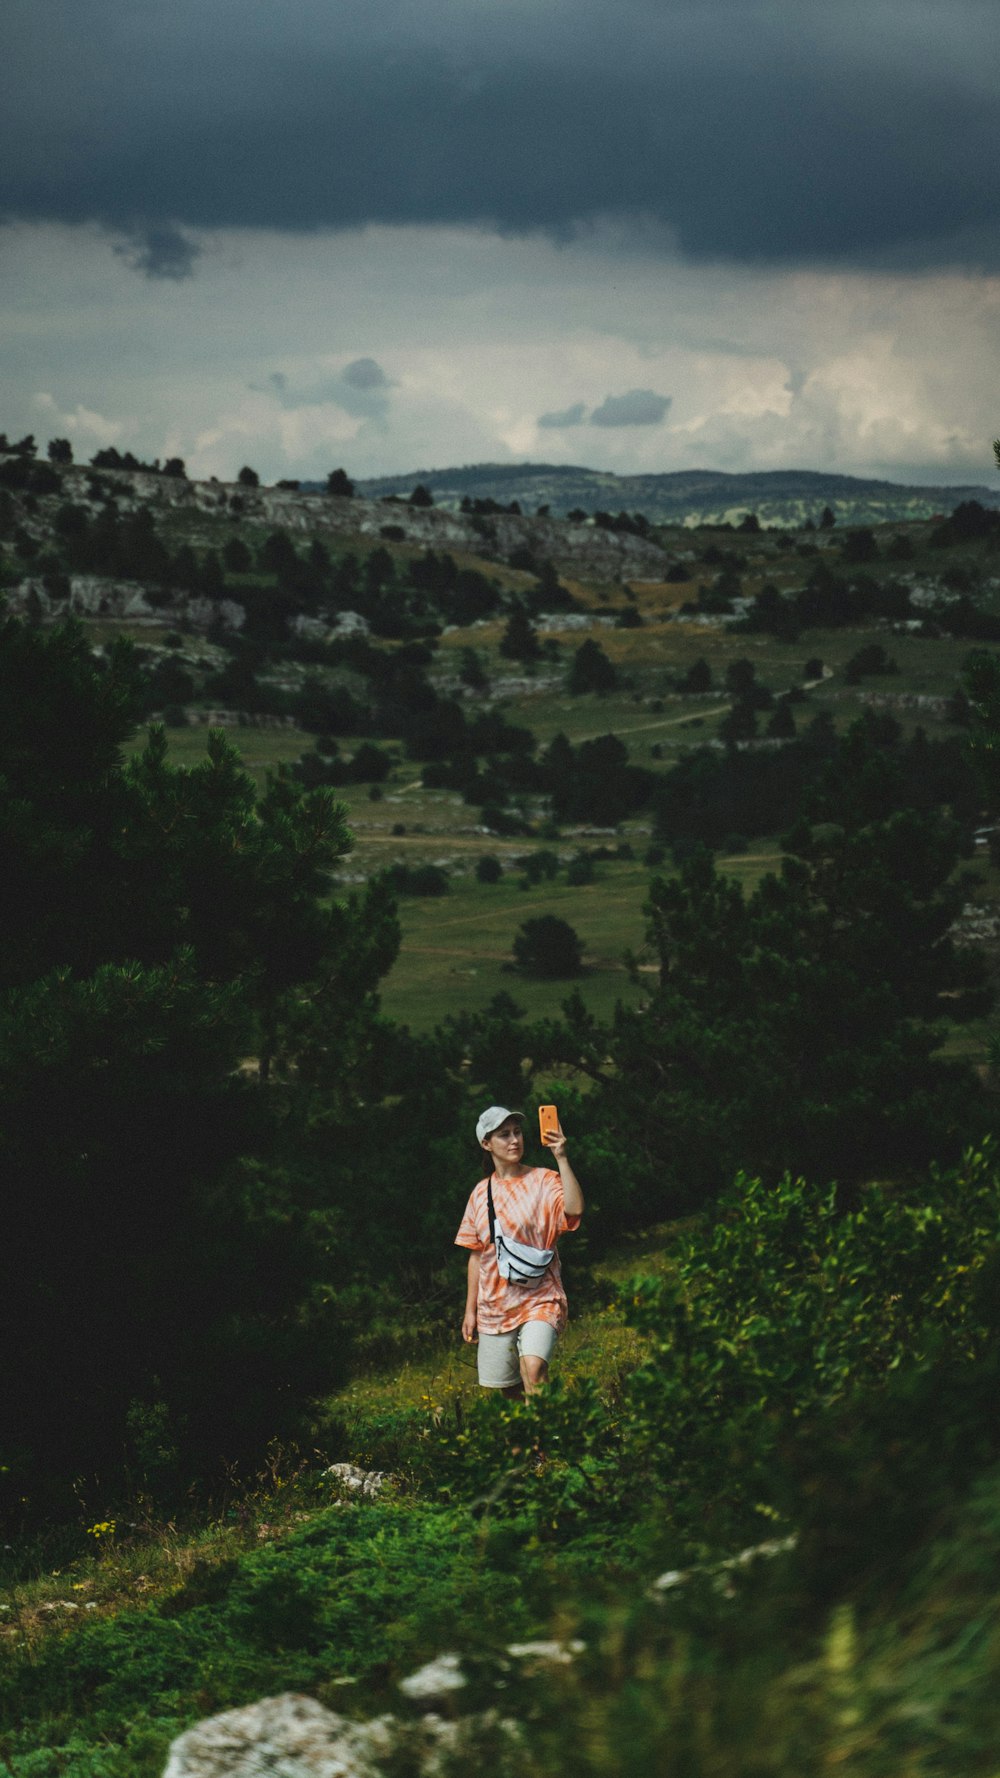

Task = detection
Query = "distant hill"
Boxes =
[351,463,1000,529]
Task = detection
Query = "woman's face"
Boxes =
[483,1116,524,1164]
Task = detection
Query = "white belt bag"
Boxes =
[486,1174,554,1286]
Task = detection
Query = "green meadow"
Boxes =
[374,849,785,1030]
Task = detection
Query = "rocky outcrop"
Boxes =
[45,467,671,584]
[6,577,247,634]
[7,576,162,624]
[161,1640,591,1775]
[322,1463,390,1498]
[163,1693,424,1778]
[163,1687,518,1778]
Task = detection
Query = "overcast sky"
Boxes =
[3,0,999,485]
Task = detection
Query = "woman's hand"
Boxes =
[546,1126,584,1216]
[546,1126,568,1162]
[462,1306,478,1343]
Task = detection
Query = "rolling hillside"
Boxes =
[355,462,1000,528]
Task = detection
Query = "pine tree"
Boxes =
[0,618,401,1486]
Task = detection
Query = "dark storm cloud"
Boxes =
[259,358,393,418]
[538,403,588,428]
[591,390,672,427]
[113,224,202,280]
[3,0,999,269]
[342,358,390,391]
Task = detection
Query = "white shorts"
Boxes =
[476,1320,558,1388]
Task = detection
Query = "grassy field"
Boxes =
[378,868,650,1029]
[124,605,977,794]
[122,697,996,1044]
[127,718,309,780]
[376,848,784,1031]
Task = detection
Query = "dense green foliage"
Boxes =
[2,612,991,1505]
[489,806,986,1227]
[6,1144,1000,1777]
[653,707,979,851]
[513,913,584,978]
[0,620,415,1495]
[410,1145,1000,1552]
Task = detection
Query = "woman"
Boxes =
[456,1104,584,1396]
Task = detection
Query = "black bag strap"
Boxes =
[486,1172,498,1247]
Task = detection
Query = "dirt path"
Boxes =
[572,672,830,745]
[573,703,731,743]
[404,942,634,971]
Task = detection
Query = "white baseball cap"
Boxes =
[476,1105,525,1143]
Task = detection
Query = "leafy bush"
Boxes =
[517,848,560,888]
[513,915,583,978]
[417,1144,1000,1563]
[565,852,595,885]
[622,1147,1000,1543]
[568,639,617,694]
[844,643,898,682]
[385,863,450,896]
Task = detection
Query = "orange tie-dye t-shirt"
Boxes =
[455,1166,582,1335]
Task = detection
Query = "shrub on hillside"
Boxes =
[844,643,898,682]
[385,863,450,896]
[422,1143,1000,1558]
[513,914,583,978]
[568,638,618,694]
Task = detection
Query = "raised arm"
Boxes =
[545,1128,584,1217]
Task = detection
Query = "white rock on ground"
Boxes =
[652,1534,797,1594]
[162,1694,396,1778]
[162,1692,515,1778]
[397,1654,467,1699]
[505,1639,586,1664]
[322,1464,388,1498]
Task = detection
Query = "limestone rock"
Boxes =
[162,1692,514,1778]
[162,1693,394,1778]
[506,1638,586,1665]
[397,1654,467,1699]
[322,1463,388,1498]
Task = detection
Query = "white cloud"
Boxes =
[5,223,1000,487]
[30,391,125,446]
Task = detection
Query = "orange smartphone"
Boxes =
[538,1104,559,1147]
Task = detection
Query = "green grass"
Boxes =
[0,1229,655,1677]
[326,1269,649,1473]
[126,720,315,785]
[0,1221,658,1618]
[378,867,649,1029]
[375,847,784,1031]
